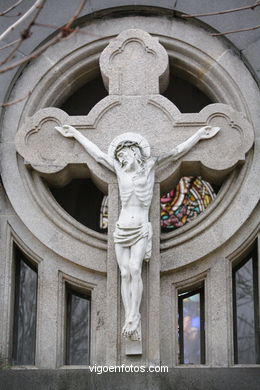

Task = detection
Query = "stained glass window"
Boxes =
[178,287,205,364]
[66,286,91,365]
[12,247,38,365]
[233,247,260,364]
[161,176,216,231]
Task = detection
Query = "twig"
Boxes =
[182,2,260,18]
[0,91,31,107]
[70,28,101,39]
[0,38,21,51]
[0,39,23,66]
[0,0,46,42]
[0,32,62,74]
[1,13,23,18]
[19,0,46,40]
[33,22,61,30]
[62,26,80,41]
[0,0,46,67]
[34,21,101,39]
[31,1,87,38]
[58,0,87,38]
[0,0,87,74]
[65,0,87,30]
[211,24,260,36]
[0,0,25,16]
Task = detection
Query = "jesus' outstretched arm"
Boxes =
[156,125,220,168]
[55,125,115,172]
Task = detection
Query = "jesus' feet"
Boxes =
[122,318,129,335]
[122,313,141,339]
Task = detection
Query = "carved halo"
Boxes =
[108,132,151,160]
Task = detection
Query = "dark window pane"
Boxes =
[60,73,212,116]
[61,74,108,116]
[66,289,90,365]
[12,251,38,365]
[178,287,205,364]
[50,178,106,233]
[163,75,212,113]
[233,252,259,364]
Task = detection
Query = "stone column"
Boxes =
[106,184,120,364]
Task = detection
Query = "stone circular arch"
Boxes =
[1,14,259,271]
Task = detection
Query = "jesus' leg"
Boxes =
[124,237,147,337]
[115,244,131,334]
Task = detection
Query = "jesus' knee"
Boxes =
[120,267,130,281]
[129,263,141,279]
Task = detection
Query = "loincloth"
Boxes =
[113,222,152,261]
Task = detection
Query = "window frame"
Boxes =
[178,285,205,365]
[232,244,260,364]
[12,245,38,366]
[65,283,91,366]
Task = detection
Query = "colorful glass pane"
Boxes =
[161,176,216,230]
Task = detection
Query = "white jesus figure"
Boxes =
[55,125,220,340]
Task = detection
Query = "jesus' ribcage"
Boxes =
[118,169,155,208]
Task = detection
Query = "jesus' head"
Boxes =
[114,140,146,169]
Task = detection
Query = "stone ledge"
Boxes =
[0,368,260,390]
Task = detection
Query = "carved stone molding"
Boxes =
[15,30,254,188]
[1,16,259,270]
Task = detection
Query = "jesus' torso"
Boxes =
[114,158,155,227]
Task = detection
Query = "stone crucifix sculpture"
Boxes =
[54,124,219,339]
[15,29,254,354]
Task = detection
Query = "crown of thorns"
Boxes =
[114,140,142,159]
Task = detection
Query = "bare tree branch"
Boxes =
[33,22,101,39]
[0,0,90,109]
[0,32,62,74]
[0,0,47,70]
[211,24,260,36]
[182,2,260,18]
[0,0,25,17]
[0,0,88,74]
[0,38,21,51]
[32,22,63,30]
[0,14,23,18]
[0,38,22,66]
[0,91,31,107]
[0,0,46,42]
[66,0,87,30]
[58,0,87,38]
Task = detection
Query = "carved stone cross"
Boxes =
[15,29,254,360]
